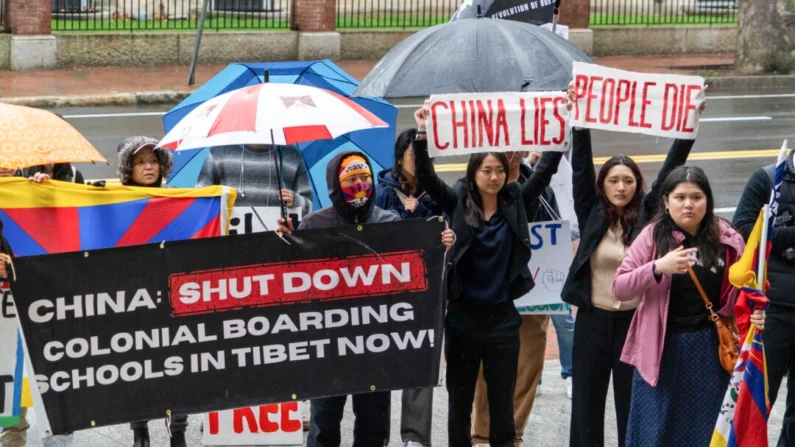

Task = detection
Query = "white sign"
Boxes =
[427,92,570,157]
[541,23,569,40]
[0,283,22,427]
[229,207,302,235]
[571,62,705,140]
[203,403,304,446]
[514,221,573,314]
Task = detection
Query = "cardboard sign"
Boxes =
[203,403,304,446]
[427,92,570,157]
[570,62,705,140]
[229,207,302,235]
[514,221,573,314]
[0,283,22,428]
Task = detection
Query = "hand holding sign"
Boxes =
[0,253,8,279]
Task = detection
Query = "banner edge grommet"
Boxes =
[357,225,363,231]
[291,393,297,399]
[83,252,89,258]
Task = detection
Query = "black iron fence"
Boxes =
[336,0,458,29]
[52,0,292,31]
[590,0,738,26]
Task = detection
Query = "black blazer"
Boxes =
[413,138,563,302]
[560,129,694,311]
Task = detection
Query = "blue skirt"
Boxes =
[626,326,730,447]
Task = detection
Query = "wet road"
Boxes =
[51,90,795,217]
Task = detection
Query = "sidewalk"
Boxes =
[0,54,736,100]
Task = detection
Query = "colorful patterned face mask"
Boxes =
[342,182,372,208]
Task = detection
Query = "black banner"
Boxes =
[9,219,447,434]
[451,0,556,25]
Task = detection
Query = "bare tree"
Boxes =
[736,0,795,74]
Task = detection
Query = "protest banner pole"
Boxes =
[187,0,211,86]
[758,204,770,290]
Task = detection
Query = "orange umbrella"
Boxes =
[0,103,107,170]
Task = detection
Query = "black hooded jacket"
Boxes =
[298,151,399,231]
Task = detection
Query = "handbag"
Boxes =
[687,265,739,373]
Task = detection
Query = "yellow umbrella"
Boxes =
[0,103,107,170]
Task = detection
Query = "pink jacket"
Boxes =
[611,220,745,386]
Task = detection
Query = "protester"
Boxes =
[376,128,444,447]
[278,149,454,447]
[561,86,705,447]
[524,151,577,401]
[411,102,563,447]
[612,165,764,446]
[196,143,313,215]
[24,162,84,184]
[733,149,795,446]
[117,136,185,447]
[469,150,559,446]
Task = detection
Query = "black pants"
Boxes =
[764,305,795,447]
[445,300,521,447]
[130,415,188,432]
[307,391,391,447]
[570,307,634,447]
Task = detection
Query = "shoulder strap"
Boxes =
[687,265,719,322]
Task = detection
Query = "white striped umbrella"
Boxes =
[157,83,389,151]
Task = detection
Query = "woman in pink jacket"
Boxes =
[612,165,765,446]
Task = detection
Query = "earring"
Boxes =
[665,208,670,215]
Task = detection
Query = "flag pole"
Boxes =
[757,204,770,290]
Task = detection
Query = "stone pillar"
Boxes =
[294,0,339,61]
[558,0,593,56]
[7,0,56,71]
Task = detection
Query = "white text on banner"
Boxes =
[570,62,705,140]
[426,92,571,157]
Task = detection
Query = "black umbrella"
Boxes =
[353,15,592,98]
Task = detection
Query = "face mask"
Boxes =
[342,182,372,208]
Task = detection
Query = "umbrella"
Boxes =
[353,16,592,98]
[0,104,107,170]
[162,61,398,211]
[451,0,556,25]
[158,83,388,151]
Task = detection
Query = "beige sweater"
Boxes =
[590,225,641,311]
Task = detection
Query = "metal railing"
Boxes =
[52,0,291,32]
[589,0,738,26]
[336,0,458,29]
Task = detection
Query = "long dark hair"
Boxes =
[392,129,417,195]
[465,152,509,229]
[596,155,645,245]
[24,163,76,182]
[652,166,721,271]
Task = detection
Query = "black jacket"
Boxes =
[413,138,562,302]
[299,150,399,230]
[561,129,694,311]
[733,152,795,309]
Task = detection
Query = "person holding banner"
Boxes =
[0,219,24,447]
[562,86,704,447]
[612,166,764,446]
[277,149,454,447]
[117,136,187,447]
[376,128,444,447]
[411,102,563,447]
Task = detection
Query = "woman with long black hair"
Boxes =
[612,166,764,446]
[412,102,563,447]
[562,87,706,447]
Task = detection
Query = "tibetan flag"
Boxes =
[711,141,788,447]
[0,178,236,256]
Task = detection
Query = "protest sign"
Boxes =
[9,219,447,435]
[0,282,22,428]
[570,62,705,140]
[203,403,304,446]
[229,207,302,235]
[427,92,570,157]
[513,221,573,314]
[452,0,556,25]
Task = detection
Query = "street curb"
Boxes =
[0,91,191,108]
[0,75,793,108]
